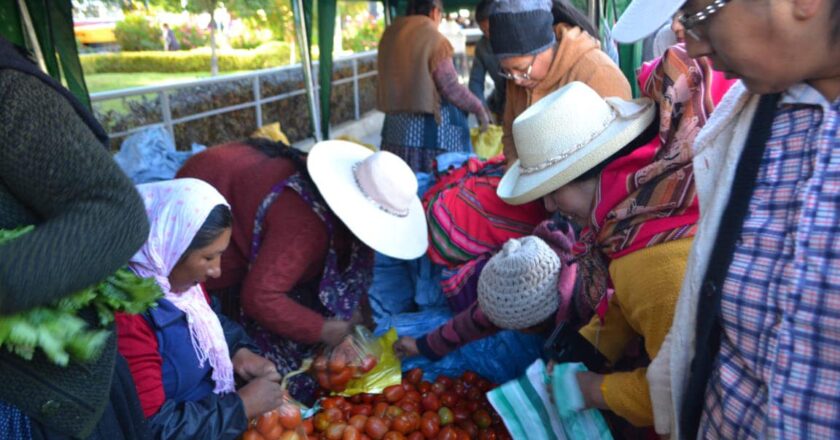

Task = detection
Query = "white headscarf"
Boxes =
[130,178,235,394]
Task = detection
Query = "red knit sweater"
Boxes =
[177,142,353,344]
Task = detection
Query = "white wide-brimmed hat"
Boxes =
[307,140,428,260]
[611,0,683,43]
[477,236,560,330]
[497,82,656,205]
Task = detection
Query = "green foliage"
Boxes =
[114,13,163,51]
[80,43,293,73]
[0,227,162,366]
[341,16,384,53]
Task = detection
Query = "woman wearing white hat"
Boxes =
[177,139,427,403]
[494,70,729,428]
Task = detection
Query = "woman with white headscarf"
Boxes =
[115,178,284,439]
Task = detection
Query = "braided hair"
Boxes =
[244,137,312,181]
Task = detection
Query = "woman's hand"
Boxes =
[237,377,286,418]
[320,319,353,346]
[393,336,420,358]
[576,371,607,410]
[233,348,281,382]
[477,107,490,133]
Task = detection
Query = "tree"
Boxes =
[152,0,272,75]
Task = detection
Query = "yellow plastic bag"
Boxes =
[470,124,504,160]
[251,122,291,146]
[334,134,378,152]
[338,328,402,396]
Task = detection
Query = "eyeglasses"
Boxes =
[678,0,731,41]
[499,54,537,81]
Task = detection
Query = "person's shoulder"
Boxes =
[0,69,60,103]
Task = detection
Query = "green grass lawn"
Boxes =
[86,71,235,94]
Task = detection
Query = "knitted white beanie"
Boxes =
[477,236,560,330]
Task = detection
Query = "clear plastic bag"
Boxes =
[312,326,384,392]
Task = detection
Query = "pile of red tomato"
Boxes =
[307,368,510,440]
[243,400,306,440]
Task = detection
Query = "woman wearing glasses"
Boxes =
[377,0,490,173]
[490,0,632,167]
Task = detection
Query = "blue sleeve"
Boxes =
[468,54,488,107]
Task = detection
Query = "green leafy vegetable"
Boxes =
[0,227,162,366]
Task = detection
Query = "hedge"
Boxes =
[81,42,292,74]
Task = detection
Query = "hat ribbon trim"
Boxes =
[518,108,617,175]
[352,162,410,218]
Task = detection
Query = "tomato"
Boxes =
[338,399,353,413]
[314,355,328,372]
[471,409,492,429]
[452,407,470,424]
[420,415,440,439]
[316,371,332,390]
[457,420,478,438]
[329,352,348,373]
[436,426,458,440]
[390,414,414,434]
[439,392,458,408]
[279,430,304,440]
[384,405,404,421]
[437,407,454,426]
[314,413,332,432]
[455,428,471,440]
[405,411,421,431]
[383,432,405,440]
[464,401,479,413]
[475,379,492,392]
[405,368,423,385]
[407,432,425,440]
[302,419,314,435]
[477,428,497,440]
[256,410,280,436]
[452,382,467,398]
[242,429,266,440]
[330,368,354,390]
[398,401,419,414]
[421,393,440,412]
[326,423,348,440]
[324,408,345,423]
[343,426,362,440]
[434,376,453,389]
[364,416,389,440]
[279,404,303,429]
[350,394,364,404]
[361,394,376,404]
[401,382,415,393]
[373,402,389,419]
[466,387,483,402]
[349,414,368,431]
[404,390,422,403]
[430,382,447,395]
[351,404,372,416]
[359,355,378,373]
[461,371,478,385]
[265,424,284,440]
[417,381,432,394]
[383,385,406,403]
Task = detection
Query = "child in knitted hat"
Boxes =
[394,231,580,358]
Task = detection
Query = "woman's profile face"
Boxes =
[168,228,232,292]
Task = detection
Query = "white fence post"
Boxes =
[253,76,263,128]
[352,58,360,121]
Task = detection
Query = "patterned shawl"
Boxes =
[574,44,737,318]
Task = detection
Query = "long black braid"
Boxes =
[244,137,312,181]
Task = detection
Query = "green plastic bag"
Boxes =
[487,359,613,440]
[338,328,402,396]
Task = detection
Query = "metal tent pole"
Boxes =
[291,0,323,142]
[383,0,393,26]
